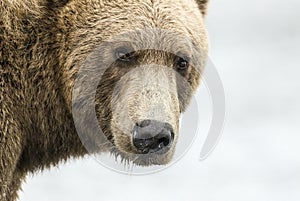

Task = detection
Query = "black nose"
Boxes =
[132,120,174,154]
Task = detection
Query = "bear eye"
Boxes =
[115,47,136,62]
[175,56,190,71]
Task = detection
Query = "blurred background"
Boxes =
[19,0,300,200]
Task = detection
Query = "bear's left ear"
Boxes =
[195,0,209,16]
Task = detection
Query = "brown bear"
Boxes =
[0,0,209,200]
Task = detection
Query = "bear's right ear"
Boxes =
[47,0,70,8]
[195,0,209,16]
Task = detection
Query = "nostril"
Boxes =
[157,132,172,147]
[158,136,170,147]
[159,137,168,145]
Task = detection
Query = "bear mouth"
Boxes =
[108,144,174,166]
[117,152,170,167]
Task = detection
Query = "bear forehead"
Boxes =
[58,0,207,48]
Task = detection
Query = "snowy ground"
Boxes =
[19,0,300,200]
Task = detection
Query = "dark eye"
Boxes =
[175,57,190,71]
[115,47,136,62]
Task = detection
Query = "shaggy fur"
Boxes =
[0,0,209,200]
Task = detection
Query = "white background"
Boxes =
[20,0,300,200]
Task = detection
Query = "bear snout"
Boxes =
[132,120,174,154]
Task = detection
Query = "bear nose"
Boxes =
[132,120,174,154]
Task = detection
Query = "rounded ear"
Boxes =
[195,0,209,16]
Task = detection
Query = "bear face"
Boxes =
[0,0,210,199]
[57,0,209,166]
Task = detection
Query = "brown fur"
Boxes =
[0,0,209,200]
